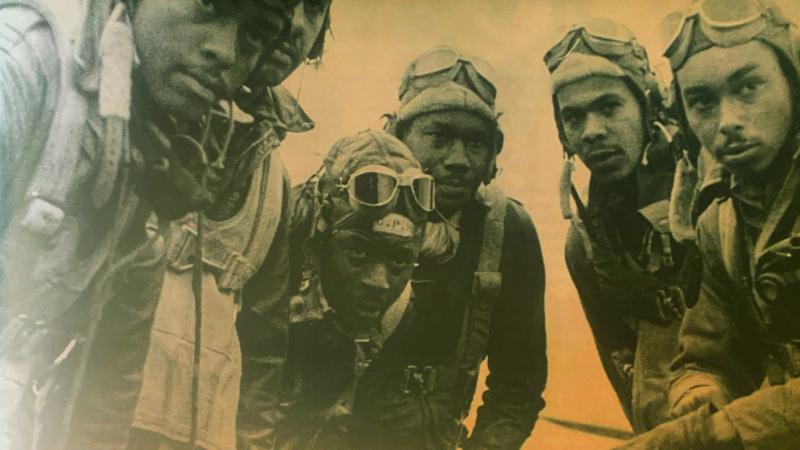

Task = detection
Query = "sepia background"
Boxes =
[277,0,800,448]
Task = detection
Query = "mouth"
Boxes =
[438,183,470,193]
[176,70,224,105]
[436,183,473,202]
[717,141,761,166]
[721,142,759,157]
[353,296,387,318]
[269,45,296,70]
[585,148,621,167]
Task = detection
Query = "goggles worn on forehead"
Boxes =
[338,164,436,214]
[544,19,647,72]
[399,46,498,107]
[661,0,793,70]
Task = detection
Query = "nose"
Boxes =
[719,97,745,138]
[200,17,239,69]
[362,263,390,292]
[442,140,470,173]
[581,112,607,144]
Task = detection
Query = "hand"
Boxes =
[20,198,64,238]
[671,384,729,418]
[615,405,713,450]
[132,119,214,220]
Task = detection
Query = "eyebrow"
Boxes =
[683,63,760,97]
[337,229,412,245]
[424,121,493,138]
[560,93,622,115]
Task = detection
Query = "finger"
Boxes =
[141,120,172,151]
[671,396,702,418]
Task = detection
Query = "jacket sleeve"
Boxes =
[615,380,800,450]
[236,169,292,450]
[669,209,765,413]
[563,223,637,423]
[0,6,55,174]
[715,377,800,449]
[0,6,58,322]
[468,201,547,449]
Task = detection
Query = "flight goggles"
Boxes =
[399,46,498,107]
[661,0,794,70]
[544,19,649,73]
[337,164,436,214]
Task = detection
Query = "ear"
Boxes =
[483,146,500,184]
[483,155,498,184]
[483,127,504,184]
[382,113,399,136]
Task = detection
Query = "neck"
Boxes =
[589,174,638,210]
[736,140,796,212]
[765,149,795,213]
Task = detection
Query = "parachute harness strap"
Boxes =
[560,156,594,263]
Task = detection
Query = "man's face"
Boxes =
[132,0,286,121]
[677,41,793,180]
[556,76,645,184]
[262,0,330,85]
[319,228,422,334]
[401,110,495,216]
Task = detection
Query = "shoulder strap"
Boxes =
[717,198,742,278]
[472,184,507,297]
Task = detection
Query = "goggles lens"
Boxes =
[544,19,639,72]
[662,0,775,67]
[351,171,399,206]
[700,0,764,27]
[411,46,498,82]
[411,176,436,212]
[400,46,498,106]
[345,165,436,213]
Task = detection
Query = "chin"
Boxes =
[155,96,207,123]
[350,309,380,331]
[260,69,284,87]
[592,167,634,185]
[440,195,471,213]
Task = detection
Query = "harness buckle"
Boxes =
[654,286,686,323]
[401,365,437,394]
[766,339,800,384]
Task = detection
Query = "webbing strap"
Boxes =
[472,185,507,297]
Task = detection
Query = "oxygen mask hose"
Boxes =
[189,106,214,449]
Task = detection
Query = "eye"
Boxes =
[240,27,266,51]
[465,136,492,154]
[344,248,368,264]
[686,94,717,116]
[388,255,414,272]
[304,0,329,15]
[197,0,219,14]
[598,101,621,117]
[561,111,582,129]
[734,77,765,100]
[425,130,448,146]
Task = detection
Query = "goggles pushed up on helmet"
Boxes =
[660,0,793,70]
[543,19,648,73]
[399,46,498,107]
[338,164,436,214]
